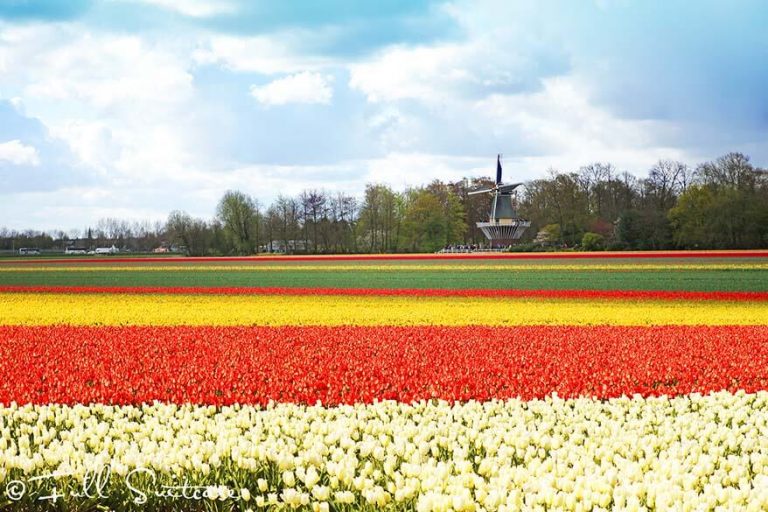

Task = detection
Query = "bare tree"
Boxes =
[165,211,211,256]
[578,163,615,218]
[300,189,327,253]
[696,152,756,191]
[646,160,690,210]
[273,195,301,253]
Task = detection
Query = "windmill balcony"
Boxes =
[477,219,532,242]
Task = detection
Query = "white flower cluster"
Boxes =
[1,392,768,510]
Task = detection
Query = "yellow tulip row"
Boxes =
[1,263,766,272]
[1,293,766,326]
[2,392,768,511]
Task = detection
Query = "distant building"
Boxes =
[94,245,119,255]
[266,240,307,253]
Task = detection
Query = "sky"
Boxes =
[0,0,766,231]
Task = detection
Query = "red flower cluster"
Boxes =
[3,325,768,405]
[2,286,765,302]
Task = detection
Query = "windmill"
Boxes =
[469,154,531,245]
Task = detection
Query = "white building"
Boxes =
[94,245,119,254]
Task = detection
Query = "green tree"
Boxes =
[616,210,645,249]
[426,180,467,247]
[581,232,605,251]
[536,224,561,246]
[400,189,446,252]
[669,184,768,249]
[668,153,768,249]
[358,184,400,252]
[216,190,260,255]
[451,177,494,244]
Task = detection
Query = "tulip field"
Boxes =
[1,251,768,511]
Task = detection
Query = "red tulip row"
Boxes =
[2,325,767,405]
[4,250,766,265]
[2,285,766,302]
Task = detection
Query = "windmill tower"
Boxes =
[469,155,531,245]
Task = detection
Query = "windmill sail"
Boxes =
[496,154,502,184]
[497,183,523,193]
[467,187,494,195]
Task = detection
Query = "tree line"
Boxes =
[521,152,767,250]
[1,152,766,255]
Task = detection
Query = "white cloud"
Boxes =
[0,139,40,166]
[0,186,170,230]
[365,107,423,151]
[347,19,561,106]
[250,72,333,106]
[47,121,119,171]
[190,154,490,208]
[193,36,329,74]
[471,76,688,173]
[117,0,238,18]
[349,44,468,103]
[22,34,193,108]
[364,153,487,188]
[0,24,203,184]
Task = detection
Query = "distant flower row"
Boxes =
[3,263,767,271]
[2,249,767,265]
[2,293,767,327]
[1,285,766,302]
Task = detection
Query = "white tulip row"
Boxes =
[1,392,768,511]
